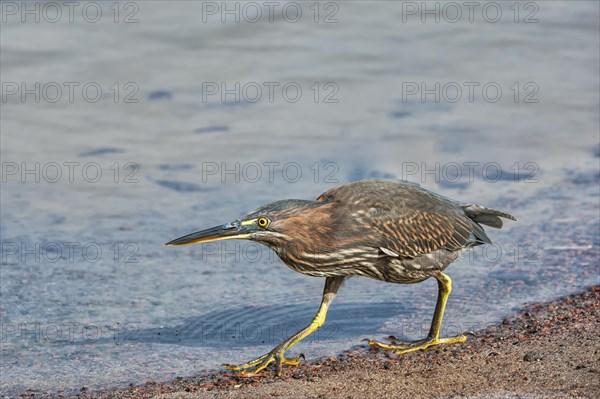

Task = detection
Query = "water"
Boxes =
[1,1,599,396]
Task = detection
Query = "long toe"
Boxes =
[366,338,428,350]
[224,350,304,376]
[367,334,468,354]
[393,334,468,354]
[281,354,304,366]
[224,353,271,372]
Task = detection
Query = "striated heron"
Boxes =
[166,180,516,375]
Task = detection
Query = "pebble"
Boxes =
[523,351,544,362]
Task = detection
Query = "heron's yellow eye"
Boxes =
[257,217,269,228]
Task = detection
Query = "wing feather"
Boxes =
[373,208,478,259]
[317,180,514,260]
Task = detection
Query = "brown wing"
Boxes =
[317,180,490,259]
[370,208,480,259]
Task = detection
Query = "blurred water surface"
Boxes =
[1,1,599,396]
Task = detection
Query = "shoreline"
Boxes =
[19,286,600,398]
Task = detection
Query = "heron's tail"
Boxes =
[462,204,517,229]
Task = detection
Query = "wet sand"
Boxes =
[35,286,598,399]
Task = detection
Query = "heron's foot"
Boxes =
[224,346,304,376]
[366,334,467,354]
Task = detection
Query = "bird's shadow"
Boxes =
[87,301,417,349]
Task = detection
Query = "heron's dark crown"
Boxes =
[243,199,320,220]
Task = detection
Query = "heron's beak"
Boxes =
[165,221,250,246]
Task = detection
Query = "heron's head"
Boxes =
[165,199,338,252]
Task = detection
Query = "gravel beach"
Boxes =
[25,286,598,399]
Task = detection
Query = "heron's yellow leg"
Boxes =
[224,309,325,374]
[225,276,344,376]
[368,272,467,353]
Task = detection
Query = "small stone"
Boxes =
[523,351,544,362]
